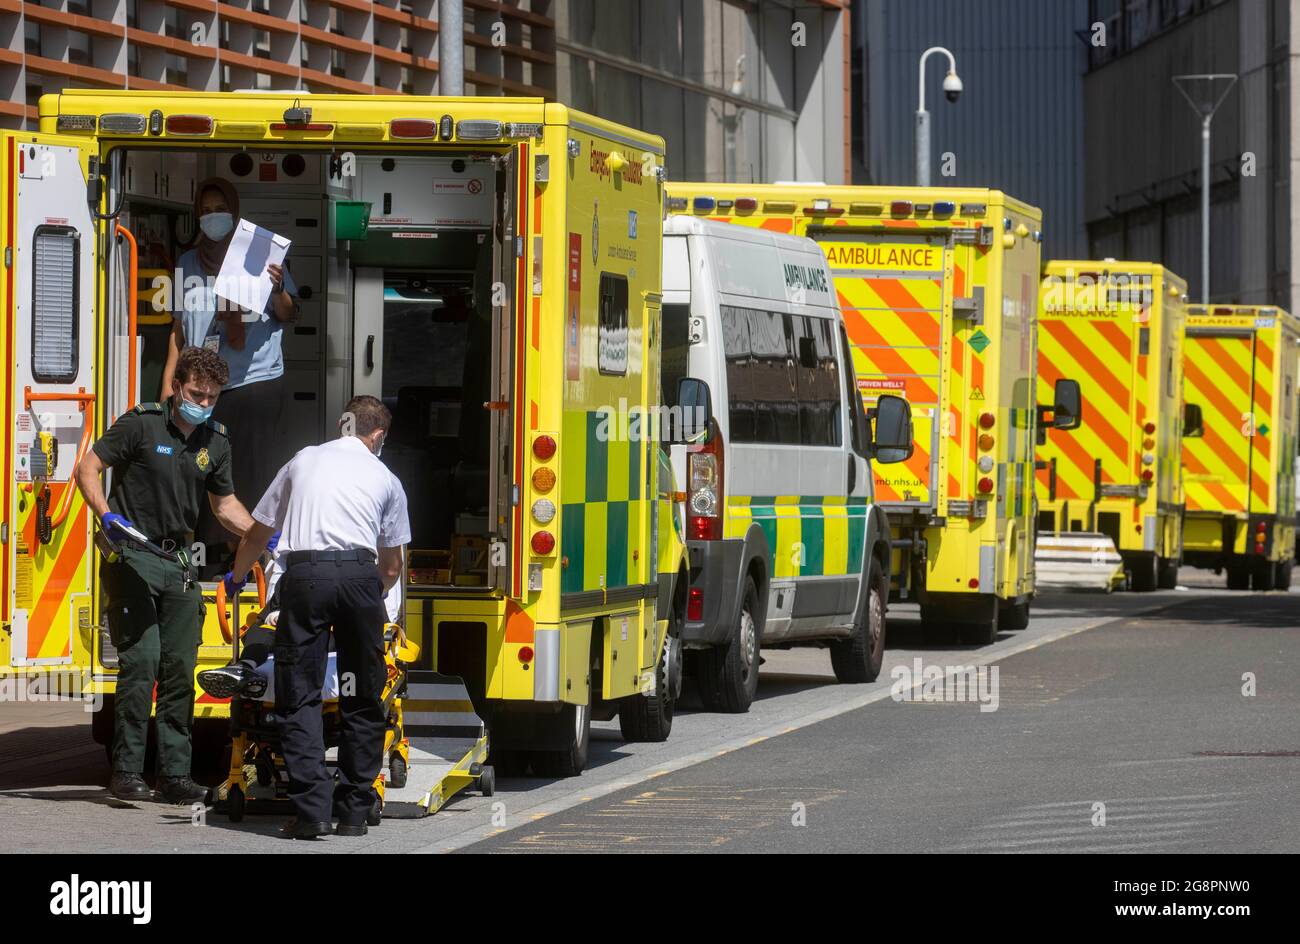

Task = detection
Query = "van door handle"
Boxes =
[847,454,856,494]
[365,335,375,371]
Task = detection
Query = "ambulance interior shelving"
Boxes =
[114,145,511,589]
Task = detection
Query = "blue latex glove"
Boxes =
[266,530,282,554]
[101,512,134,539]
[223,571,247,597]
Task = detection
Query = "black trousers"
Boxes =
[274,558,388,825]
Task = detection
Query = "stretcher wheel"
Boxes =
[388,752,408,789]
[227,786,245,823]
[478,765,496,798]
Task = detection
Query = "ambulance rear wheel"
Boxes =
[958,605,999,646]
[831,558,886,683]
[619,599,683,741]
[1156,557,1179,589]
[532,702,591,778]
[1226,565,1251,590]
[999,597,1031,631]
[1251,560,1277,592]
[1129,555,1158,592]
[1275,560,1294,589]
[227,786,245,823]
[696,576,762,713]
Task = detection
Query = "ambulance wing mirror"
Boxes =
[1183,403,1204,438]
[670,377,713,445]
[869,394,913,465]
[1038,378,1082,435]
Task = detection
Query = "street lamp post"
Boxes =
[915,46,962,186]
[1172,74,1237,303]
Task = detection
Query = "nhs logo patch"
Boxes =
[155,445,174,455]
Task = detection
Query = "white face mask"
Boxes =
[199,211,234,241]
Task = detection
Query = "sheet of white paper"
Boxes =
[213,218,291,316]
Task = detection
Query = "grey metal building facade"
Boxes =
[1084,0,1294,309]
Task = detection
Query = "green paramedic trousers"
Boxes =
[101,546,203,777]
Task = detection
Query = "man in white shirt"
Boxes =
[226,395,410,839]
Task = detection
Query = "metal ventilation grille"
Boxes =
[33,230,78,383]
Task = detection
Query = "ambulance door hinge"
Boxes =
[954,287,984,325]
[516,235,524,258]
[3,246,10,269]
[1,522,7,544]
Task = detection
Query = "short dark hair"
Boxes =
[341,395,392,438]
[175,346,230,389]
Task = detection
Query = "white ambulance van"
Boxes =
[661,215,912,712]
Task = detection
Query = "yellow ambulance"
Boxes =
[1182,304,1299,590]
[0,90,695,777]
[1036,261,1189,591]
[664,183,1070,643]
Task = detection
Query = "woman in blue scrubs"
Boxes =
[160,177,299,560]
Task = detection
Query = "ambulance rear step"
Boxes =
[380,671,493,818]
[1034,532,1125,592]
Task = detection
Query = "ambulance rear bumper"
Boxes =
[682,538,746,646]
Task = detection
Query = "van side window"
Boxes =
[720,304,755,441]
[598,272,628,375]
[661,303,691,408]
[748,309,799,444]
[791,315,842,447]
[31,226,80,384]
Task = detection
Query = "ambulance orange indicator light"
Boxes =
[978,434,995,451]
[532,468,556,492]
[532,435,557,461]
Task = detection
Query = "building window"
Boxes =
[25,22,40,56]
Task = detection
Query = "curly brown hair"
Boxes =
[175,346,230,389]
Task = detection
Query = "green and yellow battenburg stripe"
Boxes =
[725,495,867,579]
[559,408,647,594]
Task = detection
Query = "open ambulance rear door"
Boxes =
[1,133,101,681]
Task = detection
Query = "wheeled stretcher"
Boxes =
[208,564,492,822]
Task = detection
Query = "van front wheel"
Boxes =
[696,576,762,713]
[830,559,886,683]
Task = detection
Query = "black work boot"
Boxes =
[281,817,332,840]
[109,772,151,801]
[158,776,209,805]
[197,663,267,700]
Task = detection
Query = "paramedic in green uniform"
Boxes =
[74,347,257,803]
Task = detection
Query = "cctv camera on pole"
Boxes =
[916,46,962,186]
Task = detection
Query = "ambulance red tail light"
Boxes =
[531,531,555,555]
[687,588,704,621]
[688,428,724,541]
[165,114,213,135]
[518,646,535,664]
[390,118,438,139]
[735,197,758,211]
[890,200,913,216]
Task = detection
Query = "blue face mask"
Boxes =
[176,393,213,425]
